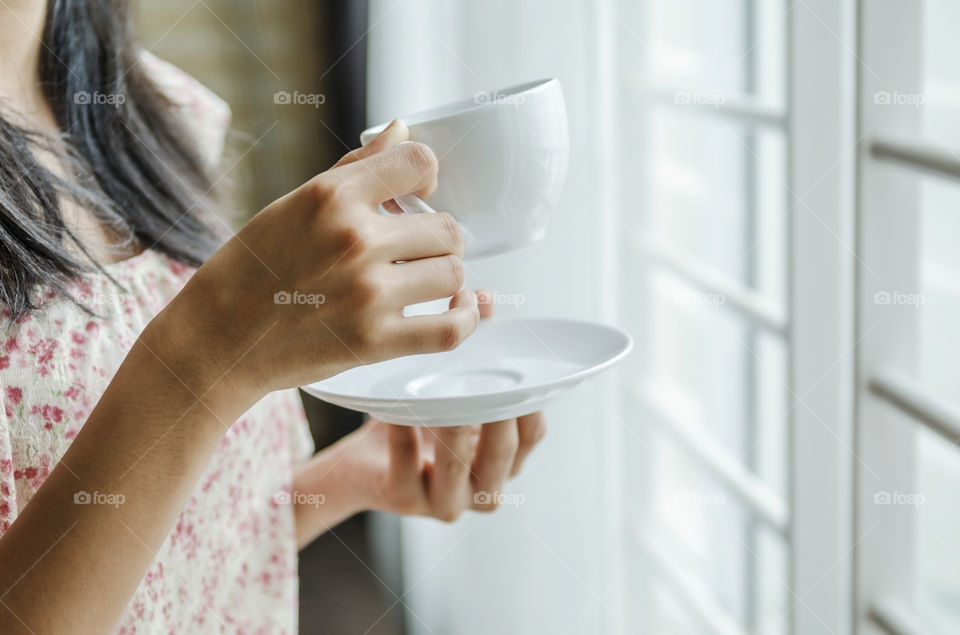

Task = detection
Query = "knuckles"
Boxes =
[386,489,423,517]
[336,147,364,167]
[342,314,382,358]
[436,321,465,352]
[326,223,368,257]
[520,417,547,448]
[398,142,439,182]
[437,310,479,354]
[436,213,465,257]
[533,419,547,442]
[302,175,347,210]
[351,272,382,305]
[489,435,520,461]
[443,255,466,295]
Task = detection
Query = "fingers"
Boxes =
[334,120,409,168]
[475,289,495,319]
[378,209,465,260]
[328,120,464,266]
[337,140,439,206]
[409,412,546,522]
[388,289,479,356]
[511,411,547,477]
[388,254,465,307]
[385,424,426,514]
[470,419,519,511]
[426,426,475,522]
[388,423,421,484]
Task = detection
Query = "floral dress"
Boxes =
[0,54,314,634]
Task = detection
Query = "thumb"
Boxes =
[334,119,409,167]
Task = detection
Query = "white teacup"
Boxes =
[360,78,569,259]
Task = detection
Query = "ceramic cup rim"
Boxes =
[361,77,562,141]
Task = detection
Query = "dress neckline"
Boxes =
[99,248,157,272]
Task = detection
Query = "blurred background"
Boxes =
[135,1,960,634]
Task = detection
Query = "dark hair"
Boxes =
[0,0,222,319]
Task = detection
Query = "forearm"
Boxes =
[0,316,255,634]
[292,435,371,549]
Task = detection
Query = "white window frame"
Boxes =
[621,0,859,633]
[788,0,856,633]
[624,1,960,633]
[857,2,960,634]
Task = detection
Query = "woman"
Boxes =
[0,1,546,632]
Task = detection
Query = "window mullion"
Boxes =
[786,1,857,633]
[854,2,923,633]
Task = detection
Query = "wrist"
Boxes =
[138,303,260,423]
[293,439,374,547]
[311,437,378,515]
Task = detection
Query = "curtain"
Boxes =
[366,2,626,633]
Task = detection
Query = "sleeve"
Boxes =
[286,389,316,464]
[0,376,17,536]
[138,50,233,170]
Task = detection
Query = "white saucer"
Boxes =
[302,317,633,426]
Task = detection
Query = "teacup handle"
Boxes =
[393,193,439,216]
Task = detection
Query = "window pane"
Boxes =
[624,262,789,496]
[631,0,786,108]
[618,1,789,631]
[915,429,960,632]
[626,574,711,635]
[621,109,787,305]
[624,430,788,632]
[918,178,960,395]
[916,174,960,631]
[921,0,960,148]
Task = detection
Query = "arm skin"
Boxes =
[0,122,475,634]
[0,312,256,634]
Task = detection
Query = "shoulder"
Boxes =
[138,51,232,168]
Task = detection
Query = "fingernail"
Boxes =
[378,119,408,146]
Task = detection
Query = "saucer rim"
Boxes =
[302,316,633,406]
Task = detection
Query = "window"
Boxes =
[622,1,819,633]
[859,1,960,633]
[364,2,960,633]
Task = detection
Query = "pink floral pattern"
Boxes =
[0,55,314,633]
